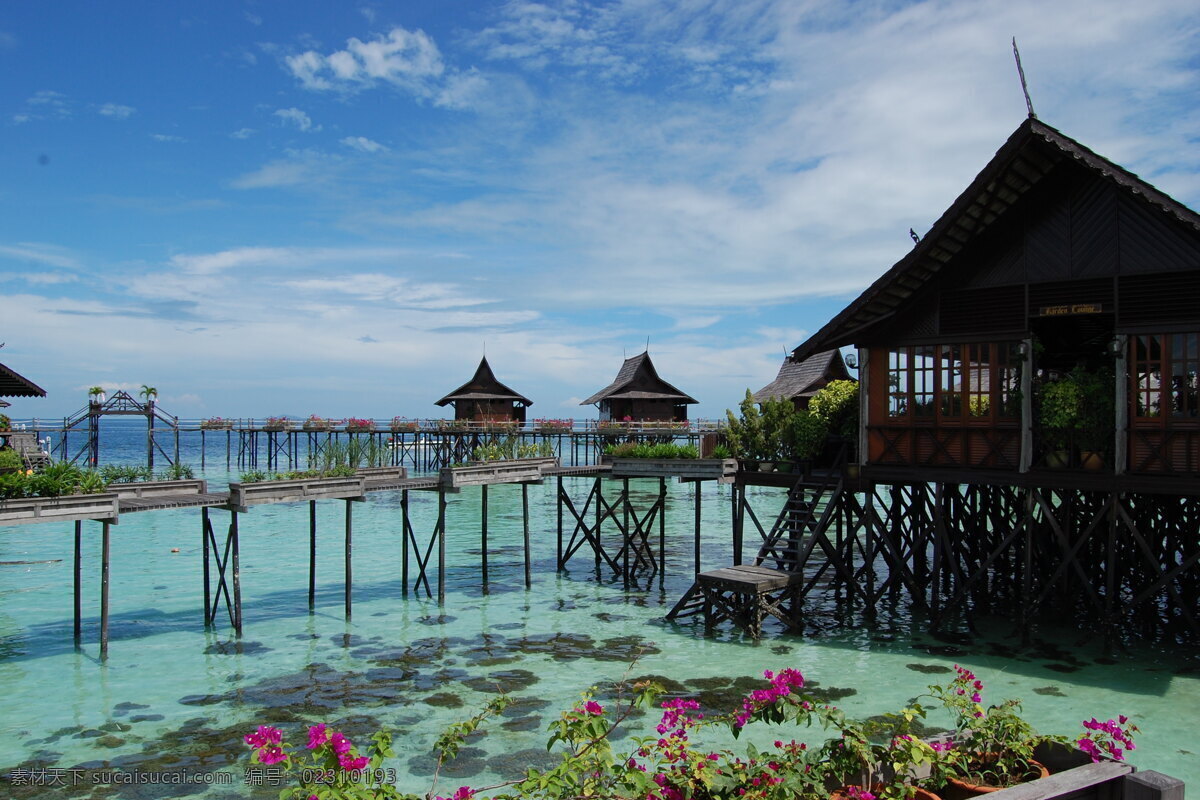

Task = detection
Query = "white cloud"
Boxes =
[98,103,135,119]
[230,159,314,189]
[274,107,319,131]
[0,242,81,269]
[150,133,186,142]
[340,135,388,153]
[283,25,488,109]
[230,127,256,139]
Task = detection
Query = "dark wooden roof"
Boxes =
[793,117,1200,360]
[436,356,532,407]
[581,352,698,405]
[0,361,46,398]
[752,350,850,403]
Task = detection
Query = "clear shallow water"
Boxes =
[1,421,1197,798]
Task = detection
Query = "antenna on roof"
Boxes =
[645,336,650,353]
[1012,37,1036,120]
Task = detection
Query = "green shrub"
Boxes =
[0,450,23,470]
[0,461,108,499]
[158,463,195,481]
[787,411,828,462]
[708,444,732,459]
[809,380,860,440]
[0,413,10,430]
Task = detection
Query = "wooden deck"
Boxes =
[667,564,803,638]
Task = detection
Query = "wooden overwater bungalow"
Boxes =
[752,349,852,411]
[0,358,47,464]
[582,351,697,422]
[436,356,531,423]
[672,116,1200,644]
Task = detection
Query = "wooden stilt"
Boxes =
[556,476,564,570]
[401,489,409,596]
[622,478,630,590]
[658,476,666,581]
[73,521,82,647]
[100,521,111,659]
[694,483,702,576]
[438,488,446,605]
[309,500,317,610]
[481,484,489,589]
[202,508,212,626]
[522,482,532,588]
[345,499,353,618]
[231,511,243,635]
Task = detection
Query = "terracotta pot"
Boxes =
[941,760,1049,800]
[1080,451,1105,470]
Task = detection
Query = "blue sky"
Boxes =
[3,0,1199,421]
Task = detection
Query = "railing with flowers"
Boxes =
[533,418,574,433]
[263,416,292,432]
[200,416,234,430]
[390,417,419,433]
[343,417,375,433]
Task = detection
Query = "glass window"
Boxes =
[888,349,909,417]
[1171,332,1199,418]
[1133,335,1163,419]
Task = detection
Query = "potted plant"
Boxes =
[925,665,1052,798]
[0,413,10,432]
[725,390,766,470]
[303,415,333,432]
[1073,368,1114,470]
[344,417,375,433]
[88,386,106,405]
[138,384,158,404]
[785,409,828,474]
[811,379,860,466]
[1037,378,1082,468]
[390,416,418,433]
[201,416,234,430]
[264,416,291,432]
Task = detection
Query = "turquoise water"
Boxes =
[1,422,1197,798]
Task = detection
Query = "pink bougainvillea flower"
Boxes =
[330,731,352,755]
[584,700,603,715]
[307,723,328,749]
[339,753,370,771]
[244,725,282,748]
[452,786,475,800]
[258,745,286,765]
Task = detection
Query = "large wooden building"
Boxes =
[775,117,1200,641]
[436,356,532,423]
[582,351,697,422]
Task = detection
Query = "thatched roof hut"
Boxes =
[436,356,531,422]
[752,350,852,410]
[581,351,697,422]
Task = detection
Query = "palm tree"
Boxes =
[139,384,158,403]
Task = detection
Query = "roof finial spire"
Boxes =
[645,335,650,354]
[1012,37,1036,120]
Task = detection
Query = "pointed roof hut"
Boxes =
[436,356,532,422]
[752,349,852,410]
[581,351,697,421]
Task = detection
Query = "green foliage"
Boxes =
[724,390,766,460]
[158,463,195,481]
[313,438,388,472]
[1038,368,1114,452]
[0,413,10,430]
[0,450,23,470]
[708,444,732,459]
[603,442,698,459]
[809,380,860,440]
[239,470,268,483]
[0,461,109,500]
[472,437,555,463]
[99,464,155,483]
[786,411,828,462]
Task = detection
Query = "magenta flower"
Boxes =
[584,700,603,715]
[258,745,286,765]
[452,787,475,800]
[339,753,370,771]
[330,731,352,755]
[244,725,282,748]
[307,723,328,749]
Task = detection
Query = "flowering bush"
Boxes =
[304,415,336,431]
[534,418,573,433]
[201,416,234,430]
[244,666,1139,800]
[345,417,375,432]
[390,417,419,432]
[264,416,291,431]
[1077,716,1139,762]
